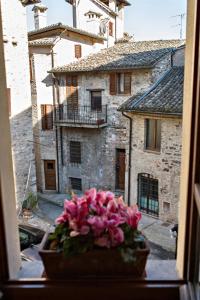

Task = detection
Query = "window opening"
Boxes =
[145,119,161,151]
[138,173,159,217]
[70,141,81,164]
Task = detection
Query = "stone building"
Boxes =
[119,46,185,222]
[40,40,183,199]
[28,0,131,193]
[65,0,131,47]
[1,0,38,210]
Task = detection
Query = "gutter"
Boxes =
[51,48,60,193]
[122,112,132,206]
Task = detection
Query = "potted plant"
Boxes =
[39,188,149,279]
[22,192,38,219]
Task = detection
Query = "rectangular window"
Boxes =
[41,104,53,130]
[91,91,102,111]
[109,21,113,36]
[70,141,81,164]
[75,45,82,59]
[138,173,159,217]
[145,119,161,151]
[110,73,131,95]
[66,75,78,108]
[70,177,82,191]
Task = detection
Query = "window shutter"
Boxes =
[41,104,53,130]
[46,105,53,130]
[110,73,117,95]
[109,22,113,36]
[75,45,82,59]
[66,75,78,108]
[70,141,81,163]
[124,73,132,94]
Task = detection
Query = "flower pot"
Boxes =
[39,233,150,279]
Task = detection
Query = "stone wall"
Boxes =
[1,0,36,209]
[128,114,182,222]
[56,56,172,196]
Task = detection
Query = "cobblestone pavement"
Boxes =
[139,214,176,253]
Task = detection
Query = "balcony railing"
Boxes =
[54,105,108,127]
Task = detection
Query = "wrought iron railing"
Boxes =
[54,105,107,126]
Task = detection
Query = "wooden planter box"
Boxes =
[39,233,150,279]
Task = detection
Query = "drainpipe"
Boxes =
[122,111,132,206]
[51,49,60,193]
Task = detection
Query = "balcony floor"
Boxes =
[54,121,108,128]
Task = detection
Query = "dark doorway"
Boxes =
[116,149,125,190]
[44,160,56,190]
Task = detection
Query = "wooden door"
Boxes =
[44,160,56,190]
[116,149,125,190]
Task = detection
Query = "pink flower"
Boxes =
[126,205,142,229]
[88,215,107,236]
[64,200,77,218]
[108,227,124,247]
[85,188,97,205]
[55,212,68,224]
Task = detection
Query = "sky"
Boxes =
[27,0,187,41]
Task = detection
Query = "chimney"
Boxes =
[32,4,48,30]
[65,0,77,28]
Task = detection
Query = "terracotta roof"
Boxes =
[28,23,106,42]
[29,37,56,47]
[118,66,184,116]
[50,40,184,74]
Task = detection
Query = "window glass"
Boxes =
[70,141,81,164]
[91,91,102,111]
[146,119,161,151]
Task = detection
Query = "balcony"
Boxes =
[54,105,108,128]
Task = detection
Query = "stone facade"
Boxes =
[30,0,130,193]
[50,51,173,196]
[128,114,182,222]
[1,0,36,209]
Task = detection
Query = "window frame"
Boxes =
[0,0,199,299]
[110,72,132,95]
[70,177,82,191]
[69,141,82,164]
[41,104,53,131]
[109,21,113,36]
[145,119,161,152]
[90,90,102,111]
[138,173,159,217]
[74,44,82,59]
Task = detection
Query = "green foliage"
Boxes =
[22,192,38,210]
[48,224,94,257]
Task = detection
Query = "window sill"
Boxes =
[17,259,179,280]
[144,149,161,155]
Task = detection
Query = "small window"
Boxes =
[41,104,53,130]
[109,21,113,36]
[145,119,161,151]
[91,91,102,111]
[138,173,159,217]
[70,177,82,191]
[110,73,131,95]
[70,141,81,164]
[47,162,54,170]
[75,44,82,59]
